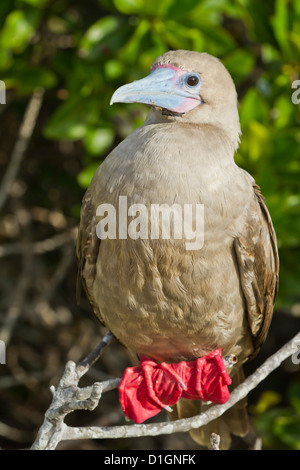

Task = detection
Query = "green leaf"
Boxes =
[241,121,271,163]
[120,19,150,64]
[254,408,293,449]
[80,16,120,48]
[287,382,300,414]
[243,0,277,45]
[113,0,144,15]
[141,0,174,17]
[4,66,57,94]
[43,97,100,141]
[0,49,13,71]
[223,49,256,84]
[271,130,300,169]
[104,59,124,80]
[77,162,101,188]
[273,94,296,129]
[19,0,50,7]
[193,21,236,55]
[239,88,269,128]
[1,10,36,52]
[273,415,300,449]
[271,0,292,58]
[250,390,282,415]
[84,128,115,156]
[78,16,124,60]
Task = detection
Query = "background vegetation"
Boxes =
[0,0,299,450]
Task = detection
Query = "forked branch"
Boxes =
[31,330,300,450]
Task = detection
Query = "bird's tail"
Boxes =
[172,368,249,449]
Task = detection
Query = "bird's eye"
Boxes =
[186,75,199,87]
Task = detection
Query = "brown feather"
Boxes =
[234,184,279,359]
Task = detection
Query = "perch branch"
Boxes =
[31,330,300,449]
[31,331,115,450]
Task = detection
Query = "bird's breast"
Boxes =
[90,124,253,362]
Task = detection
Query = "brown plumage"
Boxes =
[77,50,279,449]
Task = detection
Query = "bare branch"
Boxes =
[0,228,77,258]
[76,331,115,378]
[0,231,33,344]
[31,330,300,450]
[0,88,44,212]
[31,332,115,450]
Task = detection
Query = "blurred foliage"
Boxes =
[0,0,300,450]
[252,382,300,449]
[1,0,299,304]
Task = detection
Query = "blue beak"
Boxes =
[110,66,201,114]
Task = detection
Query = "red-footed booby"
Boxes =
[77,50,279,449]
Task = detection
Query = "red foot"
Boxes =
[119,349,231,423]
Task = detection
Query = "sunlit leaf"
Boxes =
[1,10,36,52]
[239,88,269,128]
[250,390,282,415]
[104,59,124,79]
[79,16,120,55]
[142,0,174,17]
[113,0,144,15]
[84,128,115,156]
[273,94,296,129]
[243,121,271,163]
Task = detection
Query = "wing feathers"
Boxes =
[234,184,279,358]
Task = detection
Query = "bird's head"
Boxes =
[110,50,241,144]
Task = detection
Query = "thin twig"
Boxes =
[0,88,44,212]
[0,272,30,344]
[0,230,33,344]
[210,433,220,450]
[76,331,115,378]
[0,228,77,258]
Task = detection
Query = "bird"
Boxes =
[77,50,279,449]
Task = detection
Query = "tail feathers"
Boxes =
[172,368,249,450]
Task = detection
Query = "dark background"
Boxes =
[0,0,300,450]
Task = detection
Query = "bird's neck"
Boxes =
[144,108,241,152]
